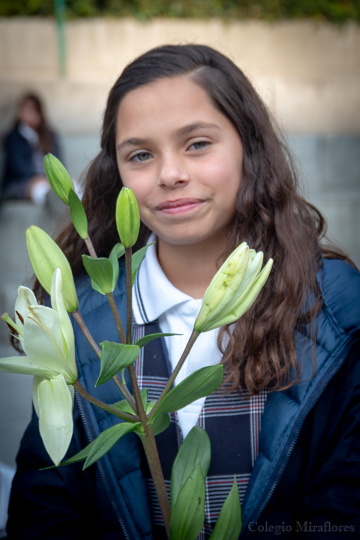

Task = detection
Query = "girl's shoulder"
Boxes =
[318,257,360,336]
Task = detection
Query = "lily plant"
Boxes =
[0,153,273,540]
[0,268,77,465]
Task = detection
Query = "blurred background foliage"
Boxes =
[0,0,359,22]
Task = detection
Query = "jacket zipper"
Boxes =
[241,342,350,538]
[75,391,131,540]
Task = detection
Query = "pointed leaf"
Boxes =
[112,399,137,417]
[109,243,125,289]
[153,365,223,418]
[90,278,105,295]
[152,413,170,436]
[82,255,115,294]
[96,341,140,386]
[69,189,88,240]
[140,388,148,410]
[209,477,242,540]
[112,389,147,417]
[84,422,139,469]
[131,243,155,285]
[171,426,211,506]
[41,437,96,470]
[135,332,181,349]
[170,464,205,540]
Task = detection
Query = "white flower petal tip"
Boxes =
[194,244,273,333]
[36,375,74,466]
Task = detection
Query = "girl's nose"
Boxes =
[157,155,190,188]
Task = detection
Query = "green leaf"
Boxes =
[140,388,148,410]
[153,365,223,418]
[112,399,137,416]
[146,399,156,414]
[152,413,170,436]
[82,255,114,294]
[209,477,242,540]
[134,332,181,349]
[170,464,205,540]
[90,278,105,295]
[69,189,88,240]
[109,243,125,289]
[131,243,155,285]
[46,437,97,468]
[112,389,147,417]
[96,341,140,386]
[84,422,139,469]
[171,426,211,507]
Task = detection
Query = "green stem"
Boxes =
[74,380,139,423]
[112,374,137,411]
[85,236,97,258]
[123,245,171,536]
[106,292,127,344]
[148,329,200,420]
[72,309,101,359]
[141,424,171,539]
[72,309,136,410]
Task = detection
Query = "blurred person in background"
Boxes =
[1,93,61,205]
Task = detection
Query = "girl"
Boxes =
[6,45,360,539]
[1,93,61,204]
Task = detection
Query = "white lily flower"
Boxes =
[195,243,273,333]
[0,268,77,465]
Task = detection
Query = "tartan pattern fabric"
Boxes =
[133,320,268,539]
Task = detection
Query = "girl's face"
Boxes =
[18,99,41,130]
[116,75,243,253]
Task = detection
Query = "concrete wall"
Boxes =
[0,18,359,469]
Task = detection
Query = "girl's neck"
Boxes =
[156,236,227,299]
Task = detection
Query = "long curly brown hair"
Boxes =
[46,44,351,394]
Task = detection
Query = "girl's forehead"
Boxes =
[117,75,213,115]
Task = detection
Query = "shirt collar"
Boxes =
[132,234,194,324]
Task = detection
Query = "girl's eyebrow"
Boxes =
[117,122,220,152]
[173,121,221,138]
[117,137,149,152]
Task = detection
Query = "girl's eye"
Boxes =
[188,141,210,151]
[130,151,152,163]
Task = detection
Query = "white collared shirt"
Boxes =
[132,235,222,438]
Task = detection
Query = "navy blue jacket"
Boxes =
[1,125,60,200]
[7,258,360,539]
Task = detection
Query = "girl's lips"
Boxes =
[156,198,204,215]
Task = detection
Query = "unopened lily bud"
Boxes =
[44,153,75,205]
[195,243,273,333]
[26,226,78,312]
[115,188,140,248]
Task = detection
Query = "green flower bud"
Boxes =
[26,226,78,312]
[194,243,273,333]
[44,153,75,205]
[115,188,140,248]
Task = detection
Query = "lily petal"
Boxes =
[23,306,72,380]
[36,374,74,466]
[32,375,43,418]
[0,356,57,377]
[15,286,38,328]
[51,269,77,379]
